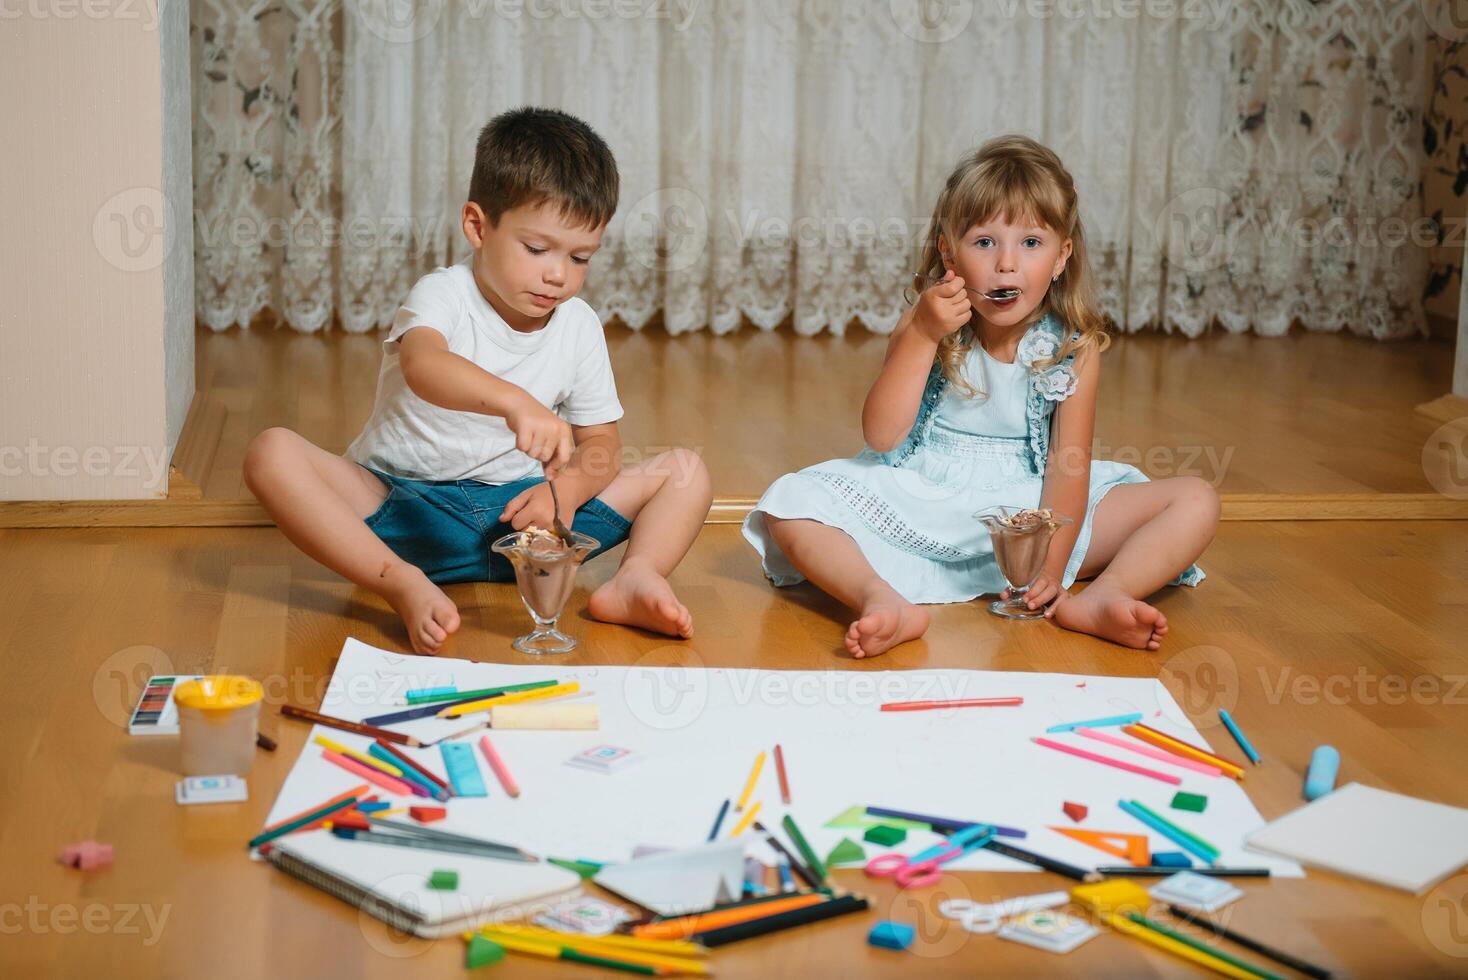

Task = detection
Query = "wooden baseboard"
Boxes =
[3,491,1468,529]
[1416,393,1468,426]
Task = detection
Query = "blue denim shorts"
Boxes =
[361,468,632,585]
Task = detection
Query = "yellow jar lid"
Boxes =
[173,675,264,712]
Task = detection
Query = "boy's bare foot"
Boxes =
[1049,584,1168,651]
[846,585,929,659]
[383,570,461,655]
[588,559,694,639]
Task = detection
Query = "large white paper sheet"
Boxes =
[263,639,1302,877]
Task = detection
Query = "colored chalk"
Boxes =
[1304,745,1339,801]
[1218,709,1262,765]
[868,921,916,951]
[428,869,459,890]
[1171,792,1208,813]
[1046,711,1144,733]
[1063,801,1088,822]
[864,824,907,846]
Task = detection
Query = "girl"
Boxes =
[743,136,1217,658]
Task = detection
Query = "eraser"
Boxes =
[1304,745,1340,801]
[410,805,447,823]
[864,824,907,846]
[60,840,114,871]
[868,920,915,950]
[428,869,459,890]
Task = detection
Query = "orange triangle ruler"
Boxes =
[1047,826,1151,866]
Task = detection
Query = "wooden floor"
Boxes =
[183,322,1460,500]
[6,518,1468,976]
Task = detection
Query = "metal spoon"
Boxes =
[545,478,575,547]
[913,272,1020,301]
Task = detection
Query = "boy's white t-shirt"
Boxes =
[345,260,623,485]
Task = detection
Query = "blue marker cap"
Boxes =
[1304,745,1340,801]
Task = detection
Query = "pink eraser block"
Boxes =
[60,840,114,871]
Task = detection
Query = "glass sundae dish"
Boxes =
[974,506,1073,620]
[491,525,598,654]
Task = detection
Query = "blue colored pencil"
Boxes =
[708,798,731,841]
[776,859,794,892]
[1218,709,1262,765]
[1045,711,1144,733]
[1118,799,1218,866]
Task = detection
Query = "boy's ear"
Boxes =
[462,202,491,248]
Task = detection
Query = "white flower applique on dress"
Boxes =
[1017,328,1078,403]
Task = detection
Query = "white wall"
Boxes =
[0,0,192,500]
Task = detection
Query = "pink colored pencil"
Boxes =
[478,735,520,798]
[322,750,416,796]
[1075,728,1223,777]
[1031,736,1181,785]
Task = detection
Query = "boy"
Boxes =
[244,107,712,654]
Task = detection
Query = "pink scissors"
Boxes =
[864,824,994,889]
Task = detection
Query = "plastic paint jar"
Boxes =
[173,675,264,776]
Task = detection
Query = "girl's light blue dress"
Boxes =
[743,314,1205,604]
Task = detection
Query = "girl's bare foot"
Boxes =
[1048,583,1168,651]
[846,585,930,659]
[588,559,694,638]
[383,568,461,655]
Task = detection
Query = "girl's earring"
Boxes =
[1051,274,1060,283]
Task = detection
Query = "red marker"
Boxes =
[880,697,1024,712]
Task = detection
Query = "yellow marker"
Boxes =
[441,682,580,718]
[735,751,765,812]
[729,800,762,837]
[312,734,404,778]
[487,925,708,957]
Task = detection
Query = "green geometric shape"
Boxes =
[1171,791,1208,813]
[428,869,459,890]
[826,837,867,867]
[465,934,505,969]
[823,805,931,832]
[864,824,907,847]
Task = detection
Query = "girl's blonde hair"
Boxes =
[913,135,1109,396]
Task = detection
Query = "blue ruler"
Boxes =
[440,742,487,797]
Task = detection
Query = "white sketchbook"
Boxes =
[1245,783,1468,894]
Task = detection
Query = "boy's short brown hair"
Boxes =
[468,107,619,229]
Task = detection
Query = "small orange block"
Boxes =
[410,805,447,824]
[1062,801,1088,822]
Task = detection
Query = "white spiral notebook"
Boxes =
[264,829,582,938]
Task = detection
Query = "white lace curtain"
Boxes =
[192,0,1430,339]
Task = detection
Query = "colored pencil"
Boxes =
[1076,727,1224,776]
[248,793,361,850]
[880,697,1024,712]
[331,827,535,862]
[1167,906,1332,978]
[280,704,419,746]
[367,817,534,857]
[780,815,828,885]
[365,694,507,727]
[439,682,579,718]
[864,806,1027,839]
[314,734,404,777]
[1125,912,1286,980]
[255,784,367,836]
[414,680,558,705]
[707,799,730,841]
[373,739,453,795]
[774,744,791,804]
[735,752,765,812]
[1218,709,1262,765]
[982,839,1103,882]
[480,931,710,975]
[367,743,446,800]
[403,685,456,703]
[776,859,794,892]
[321,750,417,795]
[1118,799,1219,866]
[692,895,869,947]
[1096,866,1271,877]
[475,930,666,975]
[478,734,520,797]
[1045,711,1144,733]
[483,925,709,958]
[1032,736,1182,785]
[634,893,827,940]
[1102,910,1262,979]
[751,822,821,889]
[1125,724,1245,779]
[730,802,761,837]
